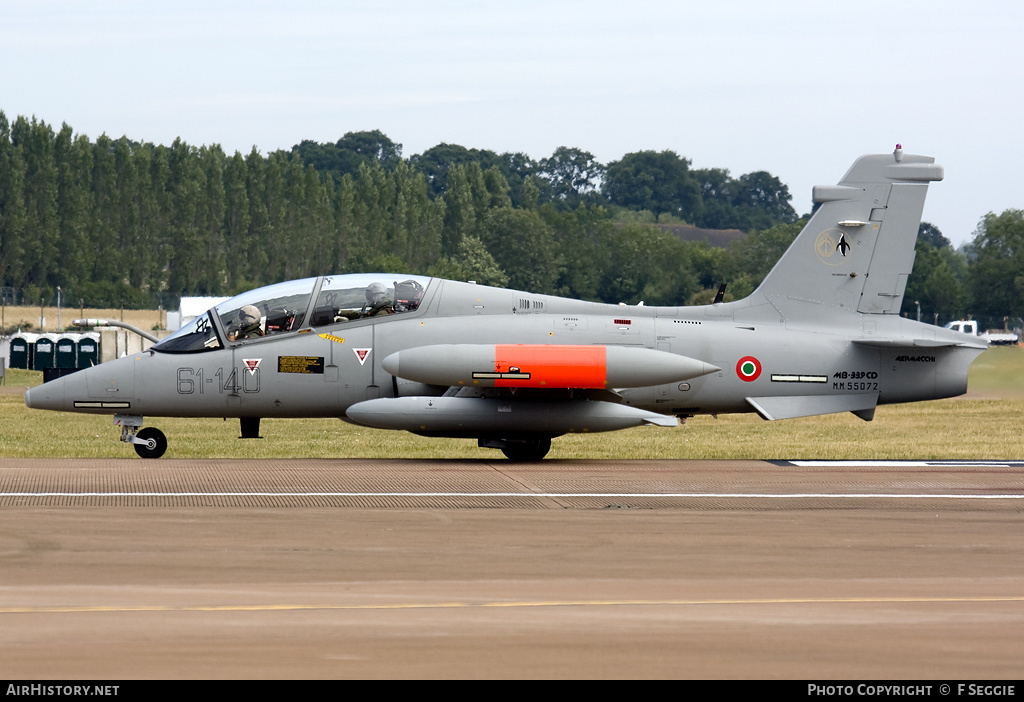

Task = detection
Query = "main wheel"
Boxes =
[239,416,261,439]
[134,427,167,459]
[500,437,551,462]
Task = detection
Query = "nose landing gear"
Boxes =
[115,415,168,459]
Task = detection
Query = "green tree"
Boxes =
[538,146,604,210]
[240,147,271,289]
[14,117,60,290]
[164,139,207,294]
[598,223,696,305]
[903,239,968,324]
[54,125,93,292]
[518,175,540,211]
[410,143,502,198]
[281,154,309,280]
[112,137,143,289]
[692,167,738,229]
[967,210,1024,325]
[687,240,730,292]
[545,204,614,301]
[391,161,442,271]
[145,144,173,297]
[291,130,402,184]
[440,163,480,257]
[497,151,542,207]
[725,221,803,290]
[223,151,252,290]
[429,234,509,287]
[603,150,702,221]
[731,171,797,230]
[89,134,119,287]
[304,165,336,276]
[335,130,402,169]
[918,220,951,249]
[479,207,557,293]
[0,112,29,289]
[332,172,357,272]
[262,151,290,282]
[198,145,227,292]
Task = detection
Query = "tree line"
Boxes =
[0,113,1020,331]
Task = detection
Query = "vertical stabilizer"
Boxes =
[750,147,943,319]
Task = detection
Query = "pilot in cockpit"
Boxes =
[361,282,393,316]
[229,305,265,340]
[334,282,394,321]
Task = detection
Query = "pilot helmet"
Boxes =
[365,282,388,303]
[238,305,261,325]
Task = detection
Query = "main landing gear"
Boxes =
[479,436,552,461]
[115,415,168,459]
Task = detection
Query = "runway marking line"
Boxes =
[788,460,1024,467]
[2,596,1024,615]
[2,491,1024,499]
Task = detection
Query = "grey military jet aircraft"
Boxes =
[25,146,987,460]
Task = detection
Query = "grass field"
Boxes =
[2,347,1022,460]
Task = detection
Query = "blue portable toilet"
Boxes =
[32,334,57,370]
[76,332,100,368]
[55,334,79,369]
[10,333,35,370]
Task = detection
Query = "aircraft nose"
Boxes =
[25,373,74,411]
[24,358,129,413]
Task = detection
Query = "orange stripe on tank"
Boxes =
[493,344,607,388]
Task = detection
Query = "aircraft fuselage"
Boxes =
[27,279,979,421]
[24,148,987,460]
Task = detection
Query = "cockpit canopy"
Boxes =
[153,274,431,353]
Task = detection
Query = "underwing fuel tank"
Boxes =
[345,396,679,434]
[382,344,719,389]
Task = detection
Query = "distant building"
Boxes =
[166,296,230,331]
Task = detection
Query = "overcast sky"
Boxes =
[2,0,1020,246]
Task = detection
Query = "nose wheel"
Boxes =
[115,415,168,459]
[133,427,168,459]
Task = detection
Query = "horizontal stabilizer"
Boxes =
[852,338,988,350]
[746,392,879,421]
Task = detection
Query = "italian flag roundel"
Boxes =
[736,356,762,382]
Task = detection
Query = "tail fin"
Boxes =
[750,146,943,318]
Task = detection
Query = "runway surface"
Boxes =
[1,457,1022,679]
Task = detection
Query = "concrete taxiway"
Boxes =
[0,457,1022,679]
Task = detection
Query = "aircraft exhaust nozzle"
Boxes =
[346,396,678,434]
[382,344,719,390]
